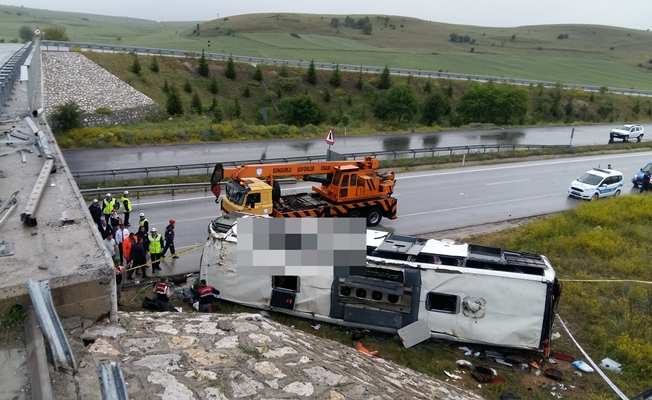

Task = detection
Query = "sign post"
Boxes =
[325,127,335,160]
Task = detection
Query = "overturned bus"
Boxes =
[199,212,562,351]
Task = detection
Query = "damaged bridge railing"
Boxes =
[71,144,564,184]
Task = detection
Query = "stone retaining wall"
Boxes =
[80,105,159,127]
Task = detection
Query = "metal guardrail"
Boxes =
[78,177,298,197]
[72,144,565,182]
[98,362,129,400]
[0,42,33,113]
[40,40,652,97]
[26,279,77,373]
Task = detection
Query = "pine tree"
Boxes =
[279,64,288,78]
[377,65,391,90]
[224,54,236,80]
[329,63,342,87]
[208,75,218,94]
[346,94,353,106]
[423,78,432,93]
[324,89,331,103]
[208,97,218,112]
[130,55,141,75]
[184,79,192,93]
[253,65,263,81]
[198,49,209,77]
[243,85,251,98]
[306,60,317,85]
[233,97,241,118]
[162,79,170,94]
[166,86,183,116]
[354,67,363,90]
[191,91,203,114]
[149,56,160,73]
[212,103,223,123]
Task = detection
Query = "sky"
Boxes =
[5,0,652,31]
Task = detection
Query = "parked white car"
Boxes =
[609,124,644,142]
[568,168,624,200]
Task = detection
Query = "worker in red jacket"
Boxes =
[154,276,172,311]
[197,279,220,313]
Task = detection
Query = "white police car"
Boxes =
[568,168,624,201]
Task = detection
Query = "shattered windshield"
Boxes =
[577,173,603,186]
[225,180,249,206]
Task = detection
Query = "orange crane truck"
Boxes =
[209,156,397,226]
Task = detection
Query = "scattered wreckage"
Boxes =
[200,212,562,352]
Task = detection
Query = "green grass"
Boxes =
[3,5,652,90]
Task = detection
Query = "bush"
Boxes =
[49,101,83,133]
[253,65,263,82]
[277,77,301,91]
[290,33,301,38]
[95,107,113,115]
[130,56,141,75]
[183,79,192,93]
[149,56,160,73]
[278,94,326,126]
[224,55,236,80]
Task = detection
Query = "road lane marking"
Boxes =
[400,193,566,218]
[485,179,530,186]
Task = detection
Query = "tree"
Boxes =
[330,18,340,28]
[243,85,251,98]
[197,49,209,77]
[421,92,451,126]
[18,26,34,42]
[423,78,432,93]
[362,23,373,35]
[346,95,353,106]
[49,100,82,133]
[279,64,289,78]
[162,79,170,94]
[43,26,69,41]
[190,91,203,114]
[377,65,391,90]
[456,82,530,125]
[253,65,263,81]
[355,67,364,90]
[130,56,141,75]
[306,60,317,85]
[208,97,218,112]
[329,64,342,87]
[278,95,326,126]
[324,89,331,103]
[196,23,201,36]
[224,54,236,80]
[208,75,218,94]
[149,56,160,73]
[166,86,183,116]
[183,79,192,93]
[212,102,223,123]
[233,97,241,118]
[385,83,419,123]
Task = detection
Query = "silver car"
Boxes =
[609,124,644,142]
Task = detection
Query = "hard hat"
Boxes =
[93,199,98,203]
[169,219,175,224]
[139,213,145,217]
[124,190,129,195]
[106,193,111,197]
[151,227,157,231]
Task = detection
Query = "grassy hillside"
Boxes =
[2,5,652,90]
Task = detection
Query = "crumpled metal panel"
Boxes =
[0,241,14,256]
[98,362,128,400]
[25,279,77,372]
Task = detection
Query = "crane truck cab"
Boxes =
[223,177,275,216]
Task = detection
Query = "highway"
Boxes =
[104,151,652,276]
[62,124,652,172]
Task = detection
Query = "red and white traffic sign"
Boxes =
[34,28,41,36]
[325,127,335,145]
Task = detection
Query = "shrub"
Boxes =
[329,64,342,87]
[149,56,160,73]
[130,56,141,75]
[183,79,192,93]
[290,33,300,38]
[208,75,218,94]
[243,85,251,98]
[95,107,113,115]
[224,55,236,80]
[50,101,83,133]
[253,65,263,82]
[277,77,301,91]
[190,92,203,115]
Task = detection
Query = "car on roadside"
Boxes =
[631,162,652,187]
[568,168,624,201]
[609,124,644,142]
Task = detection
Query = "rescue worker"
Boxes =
[162,219,178,259]
[148,227,164,272]
[103,193,117,223]
[121,191,133,227]
[154,276,172,311]
[197,279,220,313]
[122,232,134,270]
[128,237,148,280]
[115,223,129,265]
[138,213,149,233]
[88,199,103,228]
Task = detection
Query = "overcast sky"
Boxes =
[7,0,652,30]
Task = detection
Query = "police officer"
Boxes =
[154,276,172,311]
[162,219,179,259]
[148,227,164,272]
[197,279,220,313]
[138,213,149,233]
[88,199,103,228]
[121,191,133,227]
[103,193,117,223]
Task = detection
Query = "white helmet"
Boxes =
[151,227,157,232]
[124,190,129,195]
[106,193,111,197]
[139,213,145,217]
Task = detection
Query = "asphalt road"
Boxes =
[101,151,652,276]
[62,124,652,173]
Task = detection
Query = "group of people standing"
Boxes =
[88,192,178,306]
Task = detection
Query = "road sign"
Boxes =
[34,28,41,36]
[325,127,334,145]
